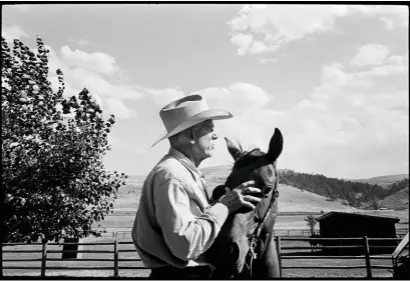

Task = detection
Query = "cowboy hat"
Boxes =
[152,94,233,147]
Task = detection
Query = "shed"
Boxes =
[316,212,400,254]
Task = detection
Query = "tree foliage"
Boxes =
[2,36,127,243]
[304,215,317,235]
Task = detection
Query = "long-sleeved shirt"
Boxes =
[131,147,229,269]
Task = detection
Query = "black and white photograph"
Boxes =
[2,3,409,279]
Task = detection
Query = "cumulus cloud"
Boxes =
[352,5,409,29]
[230,33,253,55]
[228,5,349,56]
[204,47,408,178]
[2,25,28,42]
[191,82,272,116]
[228,5,408,59]
[60,46,117,75]
[350,44,390,67]
[43,44,186,119]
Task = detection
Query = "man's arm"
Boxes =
[154,179,229,261]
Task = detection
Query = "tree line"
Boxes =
[278,170,408,208]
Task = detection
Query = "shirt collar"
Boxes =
[168,147,204,179]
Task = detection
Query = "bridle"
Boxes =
[226,150,280,278]
[244,175,278,278]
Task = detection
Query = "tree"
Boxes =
[371,199,380,210]
[2,36,127,244]
[304,215,318,235]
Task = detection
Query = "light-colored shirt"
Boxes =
[132,147,229,269]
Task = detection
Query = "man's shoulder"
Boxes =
[150,155,188,183]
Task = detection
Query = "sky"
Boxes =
[2,4,409,179]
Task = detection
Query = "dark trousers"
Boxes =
[149,265,213,279]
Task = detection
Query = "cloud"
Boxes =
[228,5,408,58]
[230,33,253,55]
[350,44,390,67]
[44,43,193,120]
[60,46,117,75]
[204,47,408,178]
[105,98,137,119]
[360,53,408,79]
[352,5,409,29]
[2,25,28,43]
[68,38,90,46]
[191,82,272,116]
[228,5,349,56]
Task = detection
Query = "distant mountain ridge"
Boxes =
[348,174,409,188]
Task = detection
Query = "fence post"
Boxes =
[41,241,48,277]
[363,236,372,278]
[275,236,282,277]
[114,240,119,277]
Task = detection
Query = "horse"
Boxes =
[206,128,283,279]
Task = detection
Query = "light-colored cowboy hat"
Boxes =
[152,94,233,147]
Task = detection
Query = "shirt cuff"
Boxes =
[205,203,229,227]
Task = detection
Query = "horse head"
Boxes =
[208,128,283,279]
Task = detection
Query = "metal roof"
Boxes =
[315,211,400,222]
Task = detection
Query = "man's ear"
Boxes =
[186,128,195,144]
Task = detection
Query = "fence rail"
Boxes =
[2,236,406,278]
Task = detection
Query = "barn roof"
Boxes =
[316,211,400,222]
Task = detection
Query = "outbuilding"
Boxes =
[315,212,400,254]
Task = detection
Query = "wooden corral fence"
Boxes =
[2,236,405,278]
[274,229,311,237]
[111,228,408,239]
[111,229,313,239]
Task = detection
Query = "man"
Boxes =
[132,95,261,279]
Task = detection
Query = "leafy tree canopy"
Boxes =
[2,36,127,244]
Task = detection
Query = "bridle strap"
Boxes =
[246,175,279,278]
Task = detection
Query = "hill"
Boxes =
[201,165,409,209]
[201,165,358,212]
[377,187,409,210]
[350,174,409,188]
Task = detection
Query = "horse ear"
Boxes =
[225,137,242,160]
[267,128,283,162]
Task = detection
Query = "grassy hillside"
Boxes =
[350,174,409,188]
[200,165,359,213]
[377,187,409,210]
[201,165,408,209]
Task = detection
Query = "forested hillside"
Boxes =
[278,170,408,208]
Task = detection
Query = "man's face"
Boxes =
[192,120,218,160]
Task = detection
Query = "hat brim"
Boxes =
[152,109,233,147]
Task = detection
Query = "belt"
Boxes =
[149,265,213,279]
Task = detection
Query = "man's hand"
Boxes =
[218,181,262,214]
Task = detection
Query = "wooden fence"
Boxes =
[112,228,409,239]
[2,236,406,278]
